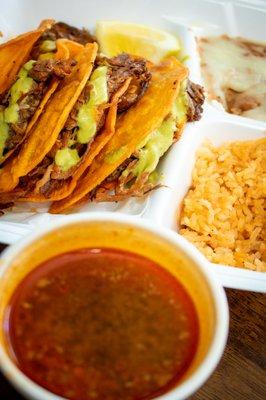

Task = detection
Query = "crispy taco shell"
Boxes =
[0,20,54,96]
[0,39,70,164]
[57,39,84,58]
[0,43,98,192]
[20,77,132,202]
[50,57,188,213]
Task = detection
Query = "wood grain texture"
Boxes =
[0,242,265,400]
[191,290,266,400]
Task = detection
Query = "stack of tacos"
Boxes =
[0,20,204,214]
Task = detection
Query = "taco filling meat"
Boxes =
[0,58,75,160]
[15,53,151,198]
[31,22,96,60]
[90,80,204,202]
[0,20,91,164]
[0,59,74,158]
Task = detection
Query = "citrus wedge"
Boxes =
[96,21,180,63]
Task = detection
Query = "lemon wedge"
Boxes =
[96,21,180,63]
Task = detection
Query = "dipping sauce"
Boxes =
[5,248,199,400]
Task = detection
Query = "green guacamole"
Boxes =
[0,60,36,157]
[0,111,9,159]
[4,60,36,124]
[39,40,56,60]
[40,40,56,52]
[77,66,108,144]
[123,80,188,181]
[55,148,80,172]
[105,146,127,164]
[54,66,109,172]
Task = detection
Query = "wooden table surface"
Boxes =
[0,243,265,400]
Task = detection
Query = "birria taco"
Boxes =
[0,20,96,166]
[50,57,204,213]
[0,49,151,201]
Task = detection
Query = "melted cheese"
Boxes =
[199,35,266,121]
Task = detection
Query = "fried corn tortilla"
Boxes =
[50,57,188,213]
[30,21,96,60]
[6,53,151,202]
[85,78,204,203]
[0,43,98,192]
[55,39,84,58]
[0,20,96,167]
[20,77,131,202]
[24,39,71,130]
[0,39,71,164]
[0,20,54,95]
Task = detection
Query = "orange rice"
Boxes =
[180,138,266,272]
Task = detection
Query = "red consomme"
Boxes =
[5,248,199,400]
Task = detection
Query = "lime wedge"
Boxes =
[96,21,180,63]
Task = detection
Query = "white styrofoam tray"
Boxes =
[0,0,265,291]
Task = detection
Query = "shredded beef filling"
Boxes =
[40,54,151,187]
[48,83,94,181]
[42,22,96,45]
[90,172,159,203]
[11,54,151,198]
[98,53,151,112]
[18,156,71,198]
[28,58,76,81]
[16,157,68,198]
[90,80,205,202]
[41,179,68,197]
[31,22,96,59]
[186,80,205,122]
[1,58,75,152]
[87,154,159,203]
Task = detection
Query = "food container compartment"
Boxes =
[168,0,266,121]
[0,199,149,244]
[146,113,266,292]
[0,0,265,292]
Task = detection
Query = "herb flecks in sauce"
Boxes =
[6,248,199,400]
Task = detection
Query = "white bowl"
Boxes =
[0,212,229,400]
